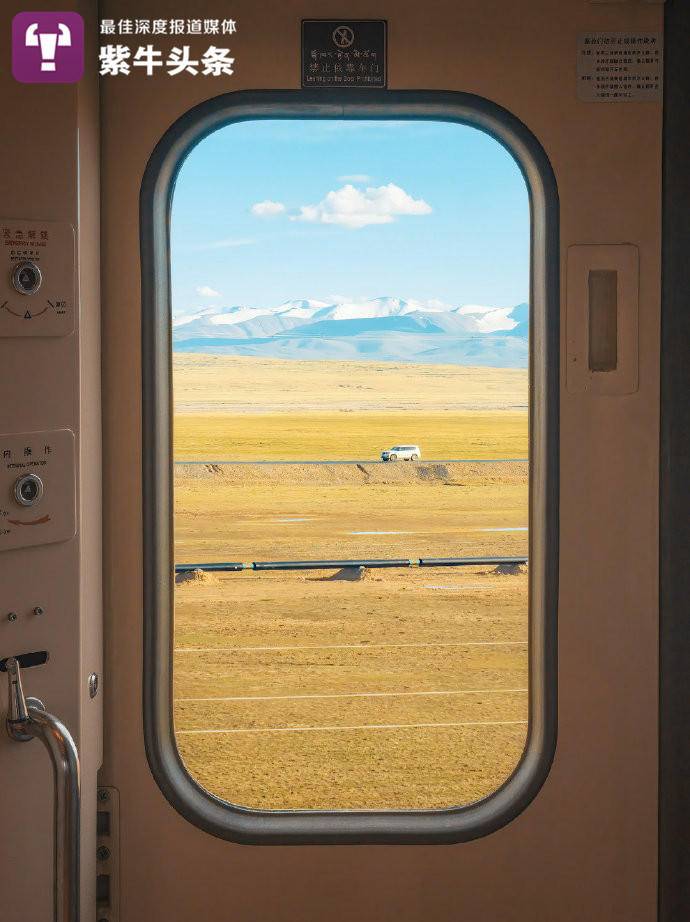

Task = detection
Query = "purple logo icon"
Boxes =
[12,12,84,84]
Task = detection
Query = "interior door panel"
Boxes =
[0,1,666,919]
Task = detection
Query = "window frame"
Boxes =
[140,89,559,845]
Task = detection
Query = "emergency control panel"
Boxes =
[0,219,75,337]
[0,429,76,552]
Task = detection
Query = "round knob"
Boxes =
[13,473,44,507]
[11,260,42,296]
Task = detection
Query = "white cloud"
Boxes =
[190,238,254,251]
[251,200,286,217]
[195,285,221,298]
[337,173,373,183]
[292,183,432,230]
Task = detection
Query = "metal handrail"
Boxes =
[5,658,80,922]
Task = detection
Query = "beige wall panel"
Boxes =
[0,1,101,918]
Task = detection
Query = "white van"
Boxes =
[380,445,421,462]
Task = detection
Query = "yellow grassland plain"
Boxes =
[173,353,528,461]
[173,354,529,810]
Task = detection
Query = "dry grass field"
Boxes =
[174,567,528,811]
[173,353,528,461]
[175,412,529,462]
[174,460,528,563]
[173,354,528,414]
[173,354,529,811]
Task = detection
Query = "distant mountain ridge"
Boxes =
[173,297,529,367]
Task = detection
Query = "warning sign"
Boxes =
[577,33,663,102]
[302,20,387,89]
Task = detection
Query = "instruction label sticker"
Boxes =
[302,20,386,88]
[577,32,663,102]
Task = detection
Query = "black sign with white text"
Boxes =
[302,20,387,88]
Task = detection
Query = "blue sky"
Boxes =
[171,119,530,316]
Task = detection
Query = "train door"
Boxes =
[0,0,676,920]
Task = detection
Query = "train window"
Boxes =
[141,92,559,844]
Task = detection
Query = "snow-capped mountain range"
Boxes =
[173,297,529,367]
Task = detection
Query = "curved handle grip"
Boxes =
[5,658,81,922]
